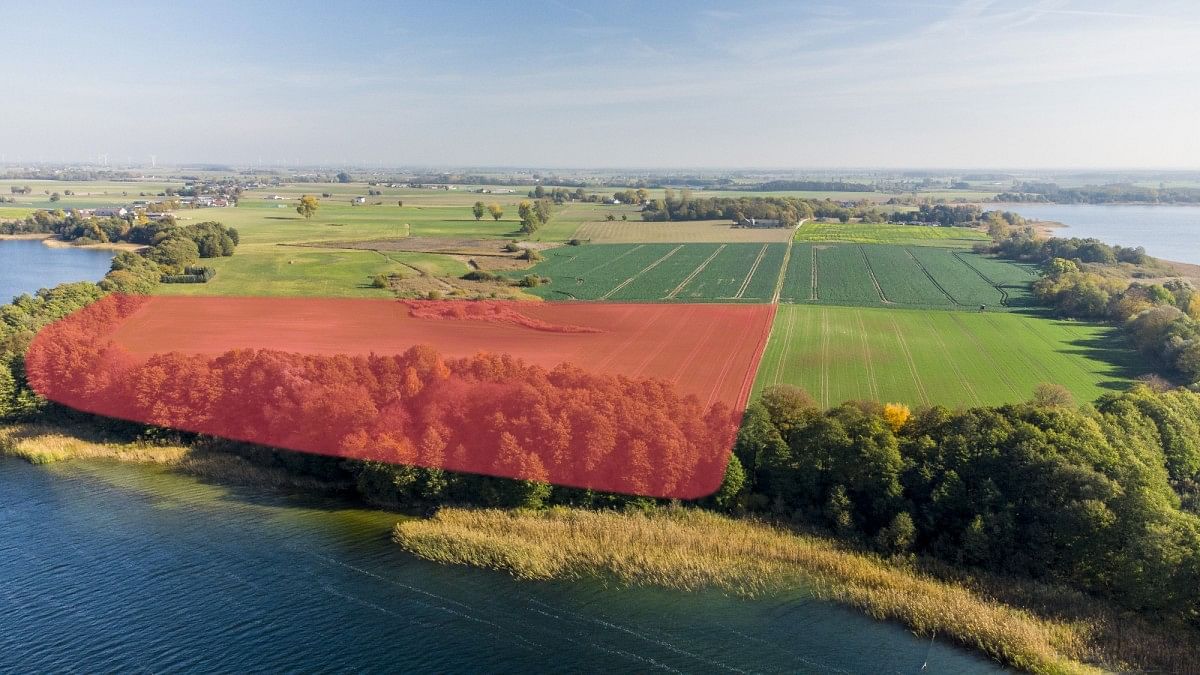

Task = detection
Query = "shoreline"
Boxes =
[0,232,146,252]
[0,422,351,493]
[5,420,1197,673]
[41,237,146,252]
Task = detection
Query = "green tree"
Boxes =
[712,454,746,511]
[518,200,541,233]
[472,201,486,221]
[336,171,351,183]
[147,237,200,271]
[296,194,320,219]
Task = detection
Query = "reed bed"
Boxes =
[0,423,346,492]
[395,507,1114,674]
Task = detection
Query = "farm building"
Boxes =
[736,217,785,228]
[352,196,367,204]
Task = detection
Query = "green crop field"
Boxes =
[778,244,1036,310]
[754,305,1147,407]
[794,221,989,247]
[523,241,1035,308]
[522,243,787,302]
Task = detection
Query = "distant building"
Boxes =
[737,217,784,228]
[92,207,129,218]
[352,196,367,204]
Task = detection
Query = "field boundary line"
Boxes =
[667,244,726,299]
[599,245,683,300]
[888,315,930,406]
[768,304,799,387]
[952,252,1011,306]
[854,310,881,401]
[771,241,793,304]
[858,246,892,304]
[735,244,768,299]
[905,248,961,306]
[810,245,818,301]
[736,305,779,408]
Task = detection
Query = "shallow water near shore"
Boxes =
[0,239,114,302]
[1008,204,1200,265]
[0,458,1005,673]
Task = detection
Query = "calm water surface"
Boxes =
[1008,204,1200,265]
[0,459,1005,673]
[0,239,115,302]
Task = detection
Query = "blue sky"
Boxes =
[1,0,1198,168]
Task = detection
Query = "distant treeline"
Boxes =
[997,182,1200,204]
[640,193,1016,227]
[738,180,875,192]
[0,170,140,182]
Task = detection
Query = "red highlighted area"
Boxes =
[26,296,775,499]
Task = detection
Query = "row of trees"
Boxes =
[638,194,1001,227]
[732,384,1200,620]
[997,182,1200,204]
[641,194,812,225]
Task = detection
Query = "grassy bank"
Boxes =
[0,423,348,492]
[394,507,1197,674]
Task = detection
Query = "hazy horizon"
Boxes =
[2,0,1198,170]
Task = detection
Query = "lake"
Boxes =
[0,239,115,302]
[0,458,1004,673]
[1007,204,1200,266]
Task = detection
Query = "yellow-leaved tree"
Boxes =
[882,403,911,432]
[296,194,320,219]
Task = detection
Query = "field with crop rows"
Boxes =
[526,242,1036,307]
[777,244,1035,310]
[524,243,787,302]
[754,305,1146,407]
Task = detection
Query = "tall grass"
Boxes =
[395,507,1158,675]
[0,423,189,465]
[0,423,346,492]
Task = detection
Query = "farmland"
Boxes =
[777,244,1039,309]
[793,221,989,247]
[526,241,1037,308]
[523,243,787,302]
[754,305,1146,407]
